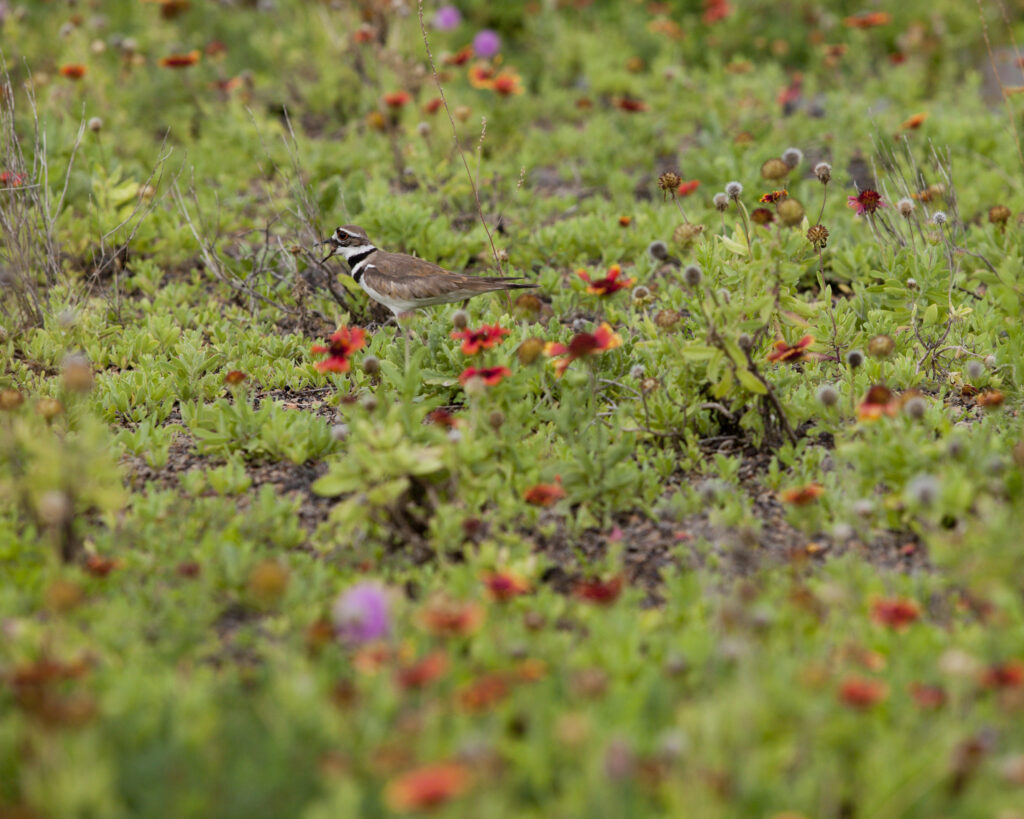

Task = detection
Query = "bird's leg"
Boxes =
[397,310,417,369]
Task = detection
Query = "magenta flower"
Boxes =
[332,583,391,644]
[433,4,462,30]
[847,189,885,216]
[472,29,501,58]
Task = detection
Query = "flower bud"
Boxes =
[62,353,94,392]
[36,397,64,420]
[0,389,24,411]
[737,333,753,352]
[760,158,789,181]
[777,198,805,226]
[647,240,668,261]
[867,334,894,358]
[713,192,729,211]
[966,360,984,381]
[903,396,926,420]
[683,265,703,288]
[781,147,803,169]
[88,117,103,132]
[362,355,380,375]
[985,355,997,370]
[845,350,864,369]
[488,410,505,431]
[37,490,72,526]
[816,384,839,407]
[451,310,469,330]
[654,309,680,330]
[517,337,545,365]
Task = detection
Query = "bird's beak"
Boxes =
[317,237,340,264]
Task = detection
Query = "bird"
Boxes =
[319,225,536,317]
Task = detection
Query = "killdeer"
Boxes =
[319,225,536,316]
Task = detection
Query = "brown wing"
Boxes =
[368,251,535,302]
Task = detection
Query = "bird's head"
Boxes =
[318,225,373,263]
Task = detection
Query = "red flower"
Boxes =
[468,62,496,89]
[777,74,803,109]
[618,215,632,226]
[980,660,1024,690]
[677,179,700,197]
[482,570,530,601]
[871,597,921,629]
[426,408,460,428]
[353,26,375,44]
[383,90,411,108]
[759,189,788,204]
[458,366,511,387]
[384,762,472,813]
[847,189,885,216]
[523,480,565,507]
[158,50,201,68]
[574,574,624,605]
[424,97,443,114]
[417,597,485,637]
[457,673,510,712]
[84,554,118,577]
[839,676,888,709]
[577,264,635,296]
[492,70,524,97]
[205,40,228,57]
[780,483,824,506]
[311,326,367,373]
[844,11,891,29]
[767,334,813,363]
[615,97,648,112]
[444,45,474,66]
[857,385,900,421]
[0,171,26,187]
[395,651,449,690]
[451,324,510,355]
[59,64,87,80]
[544,322,623,377]
[909,682,947,709]
[702,0,733,24]
[751,207,775,226]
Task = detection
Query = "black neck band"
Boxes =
[347,247,375,269]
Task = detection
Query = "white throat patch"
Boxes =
[338,243,375,261]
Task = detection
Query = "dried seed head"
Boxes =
[0,389,25,411]
[36,397,63,420]
[488,410,505,430]
[737,333,753,351]
[647,240,669,261]
[867,334,894,358]
[37,490,72,526]
[517,337,545,365]
[852,498,874,518]
[906,474,940,507]
[817,384,839,407]
[897,198,915,217]
[814,162,832,184]
[781,147,803,169]
[88,116,103,132]
[777,198,805,226]
[725,181,743,200]
[630,364,645,379]
[657,171,682,195]
[984,354,997,370]
[966,359,984,381]
[845,349,864,369]
[416,121,431,137]
[713,192,729,211]
[362,355,380,375]
[572,318,588,334]
[988,204,1011,225]
[906,278,918,290]
[452,309,469,330]
[331,423,349,441]
[760,157,790,181]
[903,396,927,420]
[247,560,290,605]
[654,309,680,330]
[62,353,94,392]
[632,285,652,302]
[807,224,829,249]
[673,222,705,245]
[361,394,378,412]
[931,211,947,226]
[683,264,703,287]
[641,377,659,394]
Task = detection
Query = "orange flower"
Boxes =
[618,215,632,226]
[424,97,443,114]
[523,481,565,507]
[158,50,201,68]
[976,389,1005,409]
[544,323,623,377]
[857,384,900,421]
[767,334,813,363]
[417,597,485,637]
[385,762,472,813]
[59,64,87,80]
[458,366,511,387]
[648,18,683,39]
[615,97,648,112]
[384,90,411,108]
[457,673,510,712]
[871,597,921,629]
[980,660,1024,690]
[83,554,118,577]
[224,370,247,385]
[760,189,788,204]
[482,570,530,601]
[492,70,524,97]
[574,574,624,605]
[395,651,449,690]
[352,643,393,675]
[779,483,824,506]
[444,45,474,66]
[468,62,496,89]
[838,676,888,709]
[677,179,700,197]
[901,112,928,130]
[451,324,510,355]
[843,11,891,29]
[577,264,635,296]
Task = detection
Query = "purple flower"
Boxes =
[332,582,391,644]
[472,29,501,58]
[433,4,462,30]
